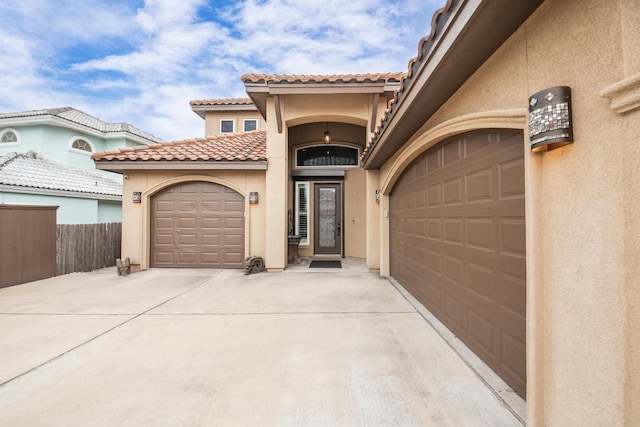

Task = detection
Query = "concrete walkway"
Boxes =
[0,265,523,426]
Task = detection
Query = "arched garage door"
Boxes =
[151,181,244,268]
[390,130,526,397]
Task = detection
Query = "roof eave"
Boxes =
[363,0,544,169]
[190,104,259,119]
[0,184,122,201]
[94,160,268,172]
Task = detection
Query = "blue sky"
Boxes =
[0,0,441,141]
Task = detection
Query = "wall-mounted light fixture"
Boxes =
[324,122,331,144]
[528,86,573,152]
[132,192,142,203]
[249,192,259,204]
[375,190,380,203]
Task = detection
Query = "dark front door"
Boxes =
[313,183,342,255]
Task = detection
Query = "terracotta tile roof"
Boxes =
[0,107,162,143]
[241,73,405,84]
[189,98,254,106]
[0,151,121,196]
[93,130,266,162]
[362,0,454,162]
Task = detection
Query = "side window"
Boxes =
[295,182,310,245]
[220,119,235,134]
[0,129,19,144]
[243,119,258,132]
[69,137,94,153]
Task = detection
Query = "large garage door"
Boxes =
[151,181,244,268]
[390,130,526,397]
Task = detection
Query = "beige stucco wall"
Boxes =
[374,0,639,424]
[204,111,265,137]
[120,169,266,270]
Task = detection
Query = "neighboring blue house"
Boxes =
[0,151,122,223]
[0,107,161,224]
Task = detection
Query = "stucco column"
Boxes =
[122,173,144,270]
[365,169,380,271]
[264,97,287,271]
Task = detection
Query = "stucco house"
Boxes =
[0,107,161,223]
[93,0,639,424]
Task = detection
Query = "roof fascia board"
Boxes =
[0,184,122,201]
[94,161,268,171]
[364,0,472,167]
[364,0,544,169]
[268,83,388,95]
[0,116,156,145]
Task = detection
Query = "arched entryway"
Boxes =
[150,181,245,268]
[389,129,527,397]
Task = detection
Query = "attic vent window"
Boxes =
[0,130,18,143]
[71,138,93,152]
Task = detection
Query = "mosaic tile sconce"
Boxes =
[528,86,573,152]
[249,192,259,204]
[132,192,142,203]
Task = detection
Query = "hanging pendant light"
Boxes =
[324,122,331,144]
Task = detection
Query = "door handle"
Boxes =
[337,223,341,237]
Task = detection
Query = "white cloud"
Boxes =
[0,0,443,141]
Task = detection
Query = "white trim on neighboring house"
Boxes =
[0,184,122,201]
[0,128,20,146]
[220,119,235,134]
[68,136,95,155]
[243,118,258,132]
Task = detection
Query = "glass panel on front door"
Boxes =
[318,188,336,248]
[314,183,342,255]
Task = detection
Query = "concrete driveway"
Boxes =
[0,264,523,426]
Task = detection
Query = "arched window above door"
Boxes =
[295,145,359,168]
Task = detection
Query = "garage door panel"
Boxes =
[466,217,495,251]
[443,139,462,166]
[466,262,496,303]
[443,294,465,331]
[443,219,463,245]
[466,167,494,203]
[202,200,221,212]
[500,218,526,256]
[151,181,245,268]
[443,178,463,205]
[500,331,526,392]
[155,217,174,229]
[499,158,525,199]
[155,200,175,212]
[468,309,496,356]
[390,130,526,398]
[224,217,244,228]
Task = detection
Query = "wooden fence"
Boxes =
[56,223,122,275]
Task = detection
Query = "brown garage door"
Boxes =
[390,130,526,397]
[151,181,244,268]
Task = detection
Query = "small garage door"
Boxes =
[151,181,244,268]
[390,130,526,397]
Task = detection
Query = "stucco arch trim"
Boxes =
[144,175,249,199]
[380,109,527,195]
[287,115,368,128]
[140,175,250,270]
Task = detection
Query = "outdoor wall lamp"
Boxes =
[324,122,331,144]
[375,190,380,203]
[132,192,142,203]
[528,86,573,152]
[249,192,259,204]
